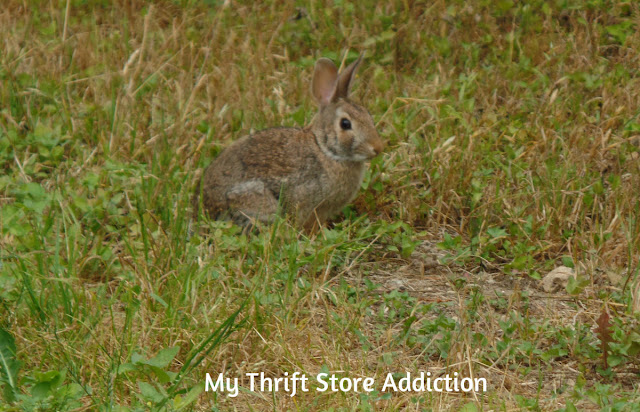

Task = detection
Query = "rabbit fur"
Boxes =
[192,54,383,231]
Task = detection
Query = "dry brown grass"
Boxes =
[1,0,640,410]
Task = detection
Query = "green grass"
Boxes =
[1,0,640,410]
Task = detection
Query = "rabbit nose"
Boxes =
[372,139,384,155]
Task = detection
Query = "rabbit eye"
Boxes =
[340,118,352,130]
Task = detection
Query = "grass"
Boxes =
[1,0,640,410]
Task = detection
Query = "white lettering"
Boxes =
[362,377,375,392]
[475,377,487,392]
[398,372,410,391]
[412,372,426,391]
[433,377,443,392]
[204,373,238,397]
[381,373,398,392]
[246,373,258,392]
[205,373,223,392]
[316,373,329,392]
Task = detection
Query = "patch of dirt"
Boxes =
[339,239,637,410]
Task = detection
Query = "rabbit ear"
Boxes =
[334,53,363,99]
[312,58,339,106]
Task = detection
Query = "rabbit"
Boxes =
[192,54,384,231]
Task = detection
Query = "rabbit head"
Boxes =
[309,55,384,162]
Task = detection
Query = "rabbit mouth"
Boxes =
[351,151,376,162]
[357,145,383,161]
[321,146,369,162]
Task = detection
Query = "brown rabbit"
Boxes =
[192,54,383,231]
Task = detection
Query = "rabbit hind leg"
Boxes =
[226,179,279,229]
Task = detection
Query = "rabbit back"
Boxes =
[193,126,366,228]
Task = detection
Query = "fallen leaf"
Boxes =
[594,309,612,369]
[541,266,575,293]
